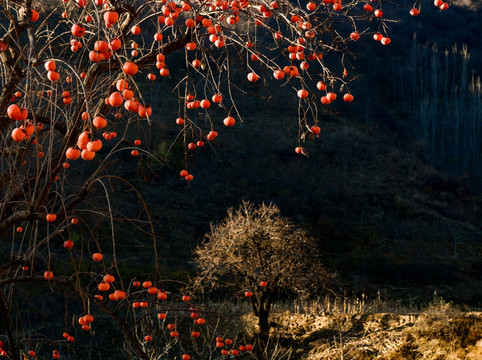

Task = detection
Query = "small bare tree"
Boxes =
[193,201,333,337]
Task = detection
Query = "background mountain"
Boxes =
[1,1,480,306]
[77,1,482,305]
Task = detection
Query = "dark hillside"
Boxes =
[83,0,482,302]
[1,0,480,305]
[108,104,482,304]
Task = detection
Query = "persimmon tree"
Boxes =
[193,201,333,337]
[0,0,451,358]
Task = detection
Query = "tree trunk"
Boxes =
[257,289,276,340]
[258,305,270,338]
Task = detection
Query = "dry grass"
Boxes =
[235,298,482,360]
[452,0,482,10]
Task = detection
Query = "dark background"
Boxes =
[2,0,481,306]
[98,0,482,305]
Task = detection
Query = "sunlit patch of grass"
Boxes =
[231,297,482,360]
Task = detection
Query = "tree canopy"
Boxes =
[193,201,332,335]
[0,0,455,358]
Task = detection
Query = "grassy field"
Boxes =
[232,298,482,360]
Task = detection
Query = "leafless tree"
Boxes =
[193,201,333,337]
